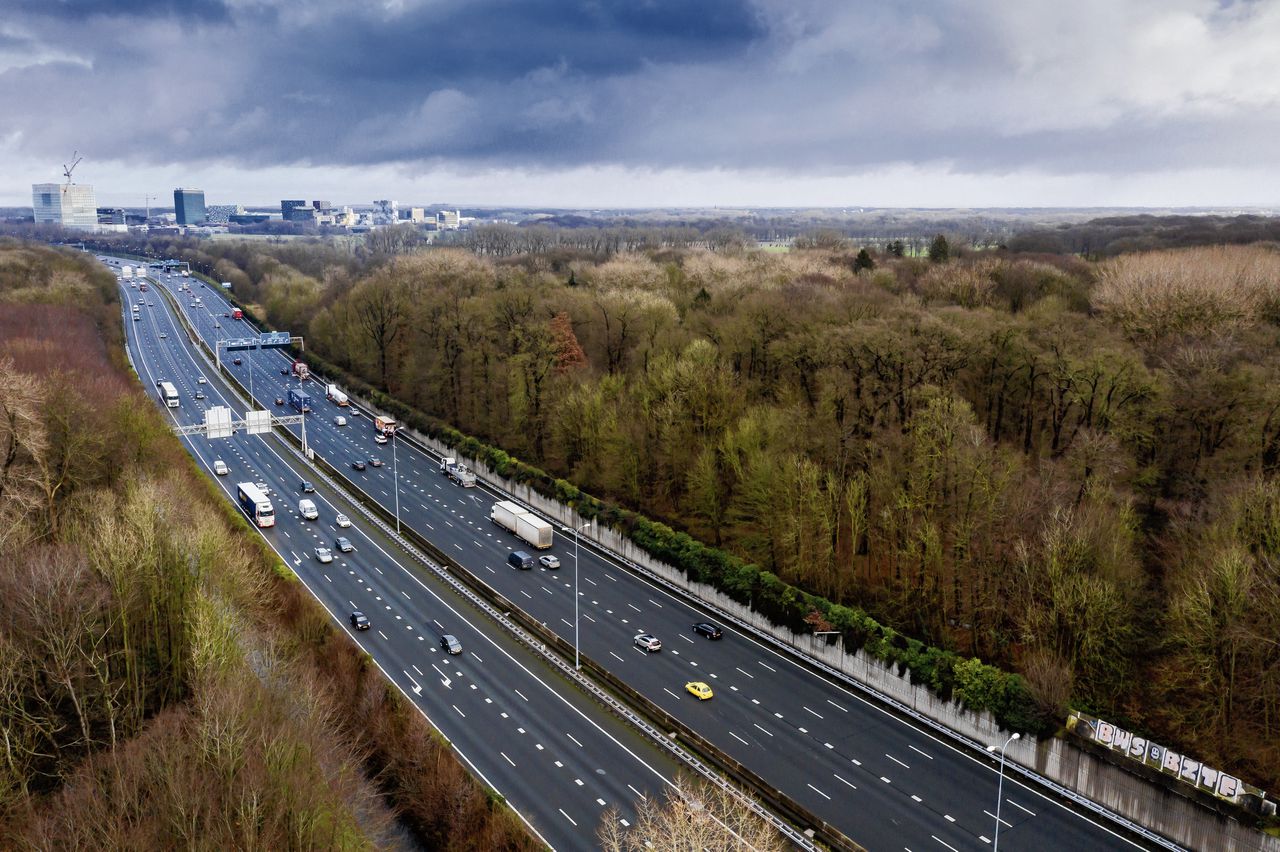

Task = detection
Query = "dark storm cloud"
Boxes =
[2,0,1278,179]
[15,0,230,21]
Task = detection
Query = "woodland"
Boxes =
[71,230,1280,794]
[0,241,537,849]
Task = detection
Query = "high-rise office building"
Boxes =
[372,199,399,225]
[281,199,311,221]
[174,188,206,225]
[32,183,98,230]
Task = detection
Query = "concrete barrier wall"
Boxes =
[388,414,1279,852]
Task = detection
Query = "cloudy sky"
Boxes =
[2,0,1278,208]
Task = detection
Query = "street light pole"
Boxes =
[392,428,400,533]
[571,519,592,670]
[986,732,1021,852]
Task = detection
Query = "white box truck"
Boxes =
[490,501,553,549]
[326,384,349,406]
[121,265,134,279]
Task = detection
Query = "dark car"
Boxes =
[280,368,289,376]
[300,480,315,493]
[440,634,462,655]
[351,460,367,471]
[224,312,230,318]
[693,622,723,640]
[275,396,284,406]
[335,536,353,553]
[507,551,534,570]
[232,357,242,365]
[369,457,383,468]
[350,611,369,631]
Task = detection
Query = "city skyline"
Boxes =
[2,0,1279,208]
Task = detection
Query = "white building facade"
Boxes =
[32,183,99,230]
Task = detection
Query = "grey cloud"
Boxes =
[2,0,1279,182]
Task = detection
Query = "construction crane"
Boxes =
[62,151,82,186]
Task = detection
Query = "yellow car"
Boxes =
[685,681,713,701]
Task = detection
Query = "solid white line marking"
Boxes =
[663,688,680,700]
[730,732,749,745]
[827,699,848,712]
[931,835,960,852]
[627,603,641,612]
[567,733,584,748]
[1008,799,1036,816]
[909,744,933,760]
[753,723,773,737]
[757,661,776,672]
[735,667,755,679]
[804,706,824,719]
[834,773,856,790]
[886,753,910,769]
[807,783,831,800]
[501,752,515,767]
[452,704,465,717]
[558,809,576,826]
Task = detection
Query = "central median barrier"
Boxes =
[155,281,860,851]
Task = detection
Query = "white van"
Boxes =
[333,415,347,427]
[213,460,229,476]
[298,498,318,520]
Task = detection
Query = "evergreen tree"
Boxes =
[928,234,951,263]
[854,248,876,272]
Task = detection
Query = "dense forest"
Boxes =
[0,240,537,849]
[66,232,1280,796]
[1008,213,1280,256]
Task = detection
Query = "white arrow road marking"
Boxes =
[403,671,423,695]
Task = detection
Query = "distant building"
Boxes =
[438,209,461,230]
[173,188,206,225]
[402,207,426,223]
[229,212,272,225]
[281,199,310,221]
[96,207,126,225]
[312,199,331,211]
[372,199,399,225]
[205,204,242,225]
[32,182,98,230]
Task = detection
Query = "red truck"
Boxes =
[231,308,243,320]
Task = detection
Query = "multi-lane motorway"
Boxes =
[117,257,1156,851]
[120,267,692,851]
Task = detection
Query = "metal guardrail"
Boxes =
[155,281,840,851]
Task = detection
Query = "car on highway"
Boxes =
[538,555,561,570]
[194,390,205,400]
[223,312,230,318]
[685,681,713,700]
[214,322,221,328]
[335,536,353,553]
[351,460,367,471]
[314,547,333,563]
[335,513,351,528]
[350,611,369,630]
[333,416,347,427]
[213,460,229,476]
[693,622,723,640]
[274,396,284,405]
[369,457,383,468]
[133,315,140,321]
[254,481,271,495]
[232,357,242,365]
[159,332,167,339]
[374,433,388,445]
[300,480,315,493]
[197,376,207,384]
[440,634,462,655]
[634,633,662,653]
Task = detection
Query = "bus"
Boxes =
[158,381,179,408]
[236,482,275,528]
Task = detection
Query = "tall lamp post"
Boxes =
[565,520,593,670]
[986,732,1021,852]
[391,427,400,533]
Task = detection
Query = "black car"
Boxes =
[232,357,242,365]
[301,480,315,493]
[275,396,284,406]
[280,369,289,376]
[350,611,369,631]
[351,460,367,471]
[693,622,723,640]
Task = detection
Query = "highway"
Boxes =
[118,266,692,851]
[120,257,1154,851]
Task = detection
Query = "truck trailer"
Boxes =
[440,457,477,487]
[490,501,553,549]
[374,415,396,436]
[326,384,349,406]
[287,388,312,413]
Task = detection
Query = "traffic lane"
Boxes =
[124,311,680,847]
